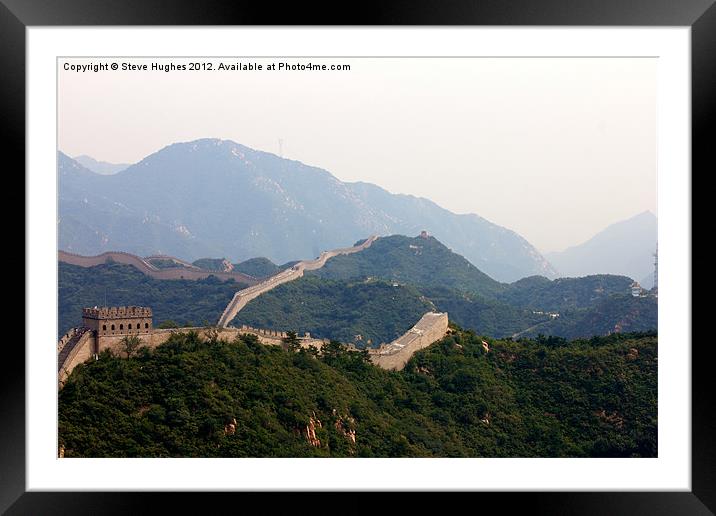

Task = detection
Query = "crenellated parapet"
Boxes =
[82,305,154,341]
[82,306,153,319]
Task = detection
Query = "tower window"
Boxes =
[128,324,132,330]
[145,323,149,329]
[111,324,115,331]
[102,325,107,331]
[120,324,124,330]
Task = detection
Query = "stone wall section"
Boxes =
[57,310,444,388]
[58,325,329,388]
[217,235,378,327]
[369,312,449,371]
[58,250,260,285]
[58,330,95,387]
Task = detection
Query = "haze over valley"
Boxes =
[59,139,656,284]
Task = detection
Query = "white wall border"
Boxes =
[27,27,690,491]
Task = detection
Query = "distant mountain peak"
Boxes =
[72,154,131,175]
[59,142,558,282]
[546,210,657,281]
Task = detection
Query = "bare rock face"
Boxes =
[58,444,65,458]
[304,413,322,447]
[481,340,490,353]
[224,418,237,436]
[334,415,357,445]
[627,348,639,360]
[596,409,625,429]
[417,365,432,376]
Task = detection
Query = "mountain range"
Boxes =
[59,233,657,342]
[58,139,558,282]
[546,211,657,286]
[73,155,130,175]
[236,234,656,342]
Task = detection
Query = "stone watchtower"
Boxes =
[82,306,153,353]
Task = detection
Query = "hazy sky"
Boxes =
[59,57,656,253]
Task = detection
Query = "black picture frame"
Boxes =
[4,0,712,513]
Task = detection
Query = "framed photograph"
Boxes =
[6,0,712,512]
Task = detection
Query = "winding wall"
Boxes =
[57,325,329,388]
[57,329,95,387]
[58,309,447,388]
[58,250,260,285]
[368,312,449,371]
[217,236,378,327]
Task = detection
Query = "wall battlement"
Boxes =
[82,306,153,319]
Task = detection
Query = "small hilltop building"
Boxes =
[82,306,153,350]
[82,306,153,335]
[630,282,646,297]
[58,306,155,387]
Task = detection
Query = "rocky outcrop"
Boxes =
[596,409,625,429]
[224,418,237,436]
[304,413,322,447]
[333,411,357,446]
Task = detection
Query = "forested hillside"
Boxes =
[232,257,282,279]
[58,329,657,458]
[498,274,634,311]
[311,234,503,297]
[234,276,435,345]
[60,234,656,343]
[58,262,245,336]
[518,295,658,340]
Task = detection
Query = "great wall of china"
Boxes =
[367,312,449,370]
[58,250,260,285]
[57,323,332,387]
[57,235,449,386]
[58,310,449,387]
[217,235,379,327]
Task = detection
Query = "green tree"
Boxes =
[120,335,142,358]
[282,331,301,352]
